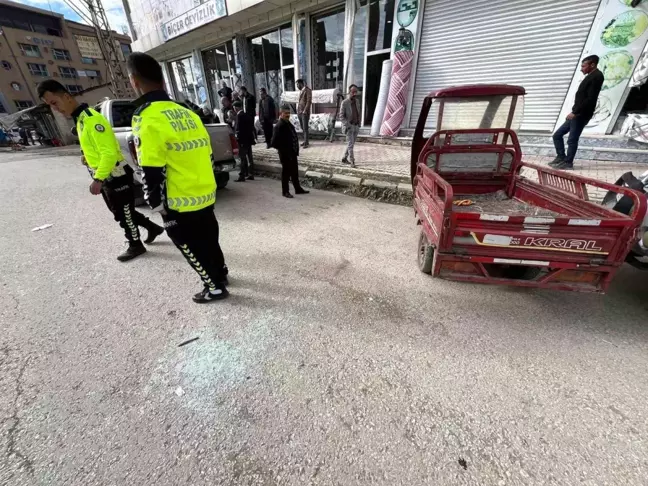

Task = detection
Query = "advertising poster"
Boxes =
[556,0,648,134]
[74,35,102,59]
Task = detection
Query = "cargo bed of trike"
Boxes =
[412,85,647,293]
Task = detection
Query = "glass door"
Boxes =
[202,40,237,110]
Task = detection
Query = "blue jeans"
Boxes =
[552,116,588,164]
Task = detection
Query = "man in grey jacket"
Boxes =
[296,79,312,148]
[340,84,360,167]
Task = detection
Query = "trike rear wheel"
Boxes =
[418,230,434,274]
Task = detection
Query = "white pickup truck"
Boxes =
[94,99,239,201]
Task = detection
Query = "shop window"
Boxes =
[203,40,238,109]
[312,8,345,90]
[81,57,97,65]
[249,25,296,102]
[27,63,48,76]
[15,100,34,109]
[170,57,200,106]
[19,43,41,58]
[280,25,294,67]
[2,60,11,70]
[53,48,71,61]
[250,30,282,101]
[59,66,77,78]
[367,0,395,52]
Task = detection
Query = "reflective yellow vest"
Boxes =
[76,107,125,181]
[132,101,216,212]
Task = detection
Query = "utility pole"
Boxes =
[81,0,128,98]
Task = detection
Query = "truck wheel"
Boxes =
[418,230,434,274]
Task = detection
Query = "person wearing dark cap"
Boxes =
[271,104,309,198]
[233,100,255,182]
[37,79,164,261]
[127,52,229,303]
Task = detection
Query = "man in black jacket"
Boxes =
[233,100,255,182]
[551,55,604,170]
[239,86,256,117]
[271,105,309,198]
[258,88,277,148]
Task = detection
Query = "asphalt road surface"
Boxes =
[1,153,648,486]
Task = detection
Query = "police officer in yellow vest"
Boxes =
[127,53,229,303]
[38,80,164,261]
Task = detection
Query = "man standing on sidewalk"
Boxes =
[233,100,255,182]
[550,55,604,170]
[272,105,310,198]
[38,79,164,262]
[239,86,256,117]
[296,79,312,148]
[258,88,277,148]
[128,52,229,303]
[340,84,361,168]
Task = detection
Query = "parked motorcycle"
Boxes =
[602,170,648,269]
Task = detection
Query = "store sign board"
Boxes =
[25,36,54,46]
[75,35,103,59]
[556,1,648,134]
[163,0,227,41]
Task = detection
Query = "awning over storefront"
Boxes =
[0,106,39,129]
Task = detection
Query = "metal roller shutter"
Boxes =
[409,0,600,131]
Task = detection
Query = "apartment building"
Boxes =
[0,0,134,115]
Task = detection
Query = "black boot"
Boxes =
[144,225,164,244]
[117,243,146,262]
[192,286,229,303]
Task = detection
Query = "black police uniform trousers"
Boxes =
[163,204,226,291]
[101,172,159,245]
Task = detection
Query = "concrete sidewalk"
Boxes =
[252,139,648,194]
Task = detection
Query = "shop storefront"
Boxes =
[249,24,296,101]
[408,0,602,132]
[309,0,394,125]
[131,0,648,138]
